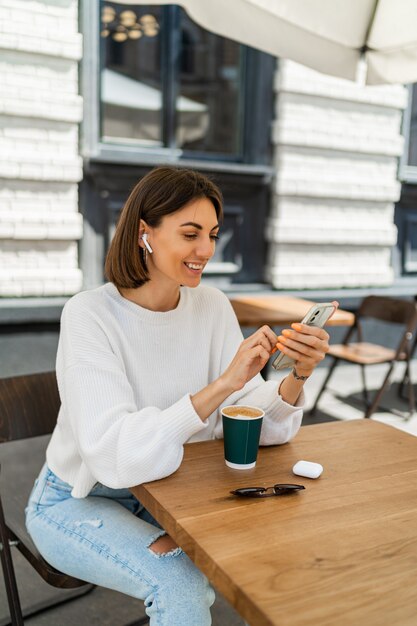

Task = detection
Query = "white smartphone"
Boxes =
[271,302,336,371]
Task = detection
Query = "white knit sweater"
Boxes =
[46,283,304,498]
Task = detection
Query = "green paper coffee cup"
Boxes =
[221,405,265,469]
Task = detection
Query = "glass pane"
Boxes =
[177,9,243,157]
[99,2,163,146]
[205,206,243,274]
[405,215,417,272]
[408,84,417,167]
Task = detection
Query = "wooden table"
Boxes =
[230,295,354,328]
[132,420,417,626]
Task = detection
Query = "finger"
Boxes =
[277,335,327,359]
[243,333,274,355]
[328,301,339,320]
[246,326,277,351]
[290,324,330,341]
[275,342,319,366]
[284,328,330,348]
[249,344,271,363]
[259,325,279,346]
[254,326,278,350]
[258,336,274,354]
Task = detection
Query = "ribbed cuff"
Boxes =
[158,393,208,445]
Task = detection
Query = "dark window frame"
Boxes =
[399,84,417,184]
[396,85,417,277]
[81,1,275,168]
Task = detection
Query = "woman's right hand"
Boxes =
[191,326,278,423]
[220,325,278,392]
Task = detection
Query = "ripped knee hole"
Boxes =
[149,534,179,555]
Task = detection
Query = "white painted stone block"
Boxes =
[0,32,82,61]
[0,180,78,212]
[276,60,408,109]
[265,243,395,289]
[46,215,83,239]
[265,266,395,289]
[266,217,397,246]
[274,92,404,156]
[274,148,401,202]
[268,197,395,224]
[0,239,82,294]
[0,269,83,296]
[0,241,79,268]
[0,222,13,238]
[0,1,82,61]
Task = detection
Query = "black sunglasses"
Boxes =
[230,484,305,498]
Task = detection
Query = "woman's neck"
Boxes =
[119,282,181,312]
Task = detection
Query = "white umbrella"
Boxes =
[109,0,417,85]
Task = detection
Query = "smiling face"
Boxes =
[142,197,219,289]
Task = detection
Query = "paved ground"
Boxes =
[1,326,417,625]
[272,359,417,437]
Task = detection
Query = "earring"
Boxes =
[142,233,153,253]
[142,246,148,265]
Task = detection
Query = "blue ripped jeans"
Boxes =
[25,464,214,626]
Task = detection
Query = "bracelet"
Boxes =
[291,367,310,382]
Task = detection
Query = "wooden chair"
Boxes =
[398,294,417,401]
[0,371,148,626]
[310,296,417,419]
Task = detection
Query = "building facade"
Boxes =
[1,0,417,320]
[0,0,83,298]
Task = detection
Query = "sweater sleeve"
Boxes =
[213,294,303,444]
[57,299,207,490]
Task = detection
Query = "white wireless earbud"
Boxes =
[142,233,153,254]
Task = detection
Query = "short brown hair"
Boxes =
[105,166,223,288]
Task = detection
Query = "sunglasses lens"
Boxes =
[231,487,265,497]
[273,484,305,493]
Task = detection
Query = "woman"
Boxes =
[26,166,333,625]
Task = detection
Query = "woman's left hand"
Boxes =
[275,301,338,377]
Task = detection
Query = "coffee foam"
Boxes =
[222,406,264,419]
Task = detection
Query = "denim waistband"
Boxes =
[26,463,142,520]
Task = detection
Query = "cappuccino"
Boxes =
[222,406,263,418]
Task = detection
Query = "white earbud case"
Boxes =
[292,460,323,479]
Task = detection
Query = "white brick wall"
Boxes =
[0,1,82,59]
[0,51,82,121]
[265,245,394,289]
[0,0,82,297]
[273,92,404,156]
[268,59,408,289]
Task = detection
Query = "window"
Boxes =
[407,84,417,167]
[99,2,244,159]
[83,2,274,165]
[100,4,164,148]
[395,85,417,275]
[400,84,417,182]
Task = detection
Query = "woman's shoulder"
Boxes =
[62,284,108,319]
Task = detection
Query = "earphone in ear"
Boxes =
[142,233,153,254]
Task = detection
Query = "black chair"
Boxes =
[310,296,417,419]
[0,371,148,626]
